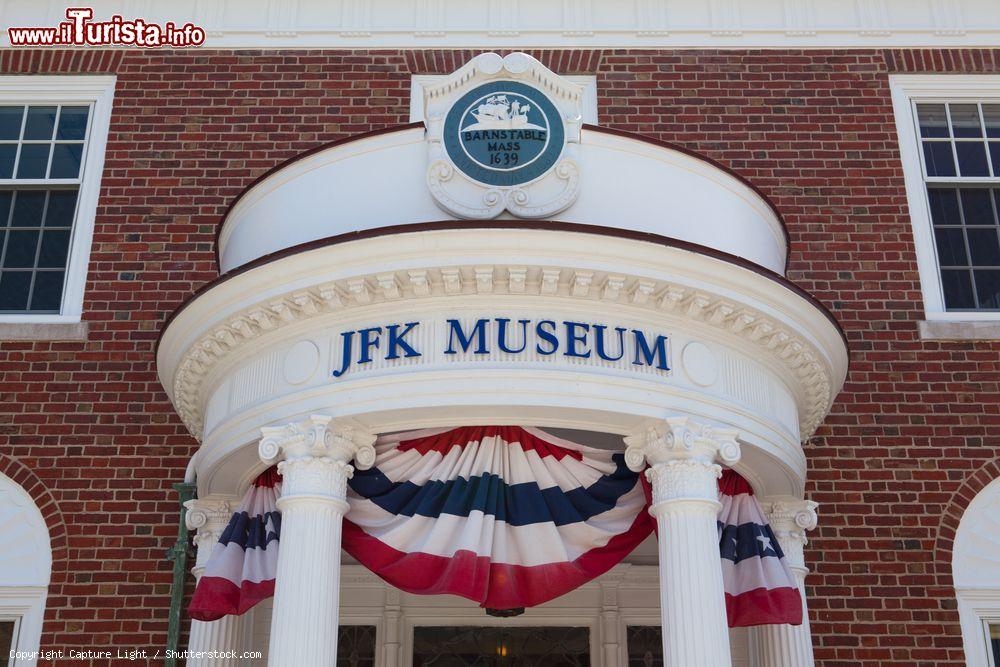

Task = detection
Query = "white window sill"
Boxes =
[0,321,88,341]
[918,319,1000,341]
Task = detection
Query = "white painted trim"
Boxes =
[409,74,599,124]
[2,0,1000,48]
[957,589,1000,667]
[888,74,1000,330]
[0,76,116,327]
[0,588,47,667]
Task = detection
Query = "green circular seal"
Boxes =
[443,80,565,187]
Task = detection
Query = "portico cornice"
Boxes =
[157,228,847,446]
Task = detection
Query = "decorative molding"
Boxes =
[3,0,1000,47]
[423,52,584,220]
[624,417,741,504]
[183,497,234,576]
[761,498,818,570]
[167,260,835,444]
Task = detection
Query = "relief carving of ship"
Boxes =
[466,95,545,130]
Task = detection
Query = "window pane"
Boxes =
[949,104,983,138]
[960,189,996,226]
[918,104,950,138]
[967,228,1000,266]
[0,619,15,658]
[49,143,83,179]
[12,191,46,227]
[990,142,1000,176]
[37,229,70,268]
[337,626,376,667]
[974,270,1000,308]
[0,271,31,310]
[984,105,1000,138]
[3,230,39,267]
[627,626,663,667]
[0,192,12,226]
[929,188,961,225]
[0,107,24,140]
[923,141,956,176]
[56,106,89,140]
[935,228,968,266]
[413,627,590,666]
[989,623,1000,666]
[44,191,77,227]
[956,142,990,177]
[942,269,976,309]
[0,145,16,179]
[16,144,51,179]
[29,271,64,311]
[23,105,56,140]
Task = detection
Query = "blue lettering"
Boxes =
[594,325,626,361]
[535,320,559,355]
[331,330,355,378]
[358,327,382,364]
[563,321,591,358]
[631,330,670,371]
[445,319,490,355]
[496,318,529,354]
[385,322,421,360]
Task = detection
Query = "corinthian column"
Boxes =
[259,415,376,667]
[625,417,742,667]
[749,499,819,667]
[184,497,251,666]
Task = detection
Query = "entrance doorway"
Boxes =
[412,626,590,666]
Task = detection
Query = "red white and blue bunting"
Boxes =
[189,425,802,627]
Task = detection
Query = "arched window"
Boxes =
[954,476,1000,667]
[0,472,51,665]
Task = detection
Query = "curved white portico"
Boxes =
[160,226,845,500]
[216,125,789,274]
[160,52,848,667]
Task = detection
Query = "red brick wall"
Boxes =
[1,48,998,666]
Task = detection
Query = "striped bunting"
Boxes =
[188,467,281,622]
[718,469,803,627]
[342,425,655,609]
[188,427,802,626]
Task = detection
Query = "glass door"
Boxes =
[412,626,590,666]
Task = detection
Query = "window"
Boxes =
[0,77,114,325]
[989,622,1000,667]
[626,626,662,667]
[0,617,19,667]
[915,103,1000,311]
[412,626,590,665]
[889,76,1000,337]
[337,625,376,667]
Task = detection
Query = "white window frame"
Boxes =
[0,590,45,667]
[409,75,599,124]
[889,75,1000,331]
[0,75,116,325]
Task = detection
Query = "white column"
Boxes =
[625,417,742,667]
[749,500,819,667]
[258,415,376,667]
[599,572,625,667]
[184,497,252,667]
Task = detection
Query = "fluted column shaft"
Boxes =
[625,417,742,667]
[749,500,819,667]
[259,415,376,667]
[184,497,250,667]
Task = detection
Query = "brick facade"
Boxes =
[1,48,998,665]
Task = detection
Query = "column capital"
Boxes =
[625,417,742,507]
[259,414,377,467]
[260,415,376,504]
[623,417,742,471]
[761,498,819,572]
[184,496,235,577]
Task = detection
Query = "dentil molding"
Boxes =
[163,254,840,443]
